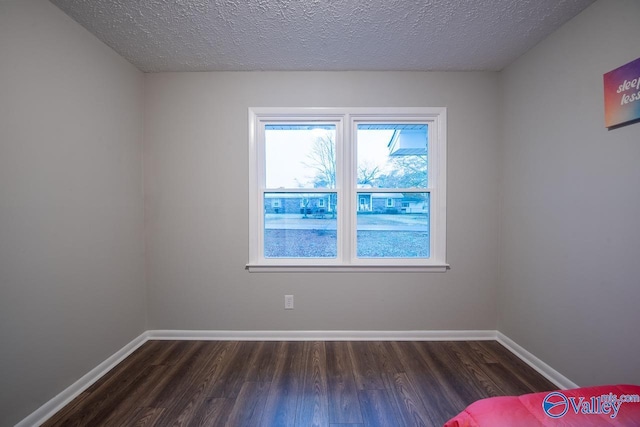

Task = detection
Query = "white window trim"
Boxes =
[247,107,448,273]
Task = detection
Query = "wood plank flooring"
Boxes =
[43,340,556,427]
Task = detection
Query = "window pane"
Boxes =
[264,192,337,258]
[357,124,427,189]
[356,192,429,258]
[265,125,336,189]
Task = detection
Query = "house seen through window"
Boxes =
[248,108,447,271]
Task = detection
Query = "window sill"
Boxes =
[245,264,450,273]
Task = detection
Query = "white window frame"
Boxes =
[247,107,448,272]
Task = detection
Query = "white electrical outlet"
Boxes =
[284,294,294,310]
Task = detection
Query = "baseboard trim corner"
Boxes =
[496,331,578,390]
[16,331,150,427]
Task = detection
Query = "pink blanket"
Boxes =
[444,384,640,426]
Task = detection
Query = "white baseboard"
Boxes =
[18,329,578,426]
[147,329,497,341]
[16,331,150,427]
[496,331,578,390]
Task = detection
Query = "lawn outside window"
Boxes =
[247,107,448,272]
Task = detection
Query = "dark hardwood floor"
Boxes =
[43,340,556,426]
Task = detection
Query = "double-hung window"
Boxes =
[248,108,447,272]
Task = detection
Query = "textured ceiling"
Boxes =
[49,0,595,73]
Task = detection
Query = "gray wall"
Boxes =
[0,1,146,425]
[498,0,640,386]
[144,71,501,331]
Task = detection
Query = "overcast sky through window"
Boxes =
[265,128,394,188]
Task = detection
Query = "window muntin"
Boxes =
[248,108,447,271]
